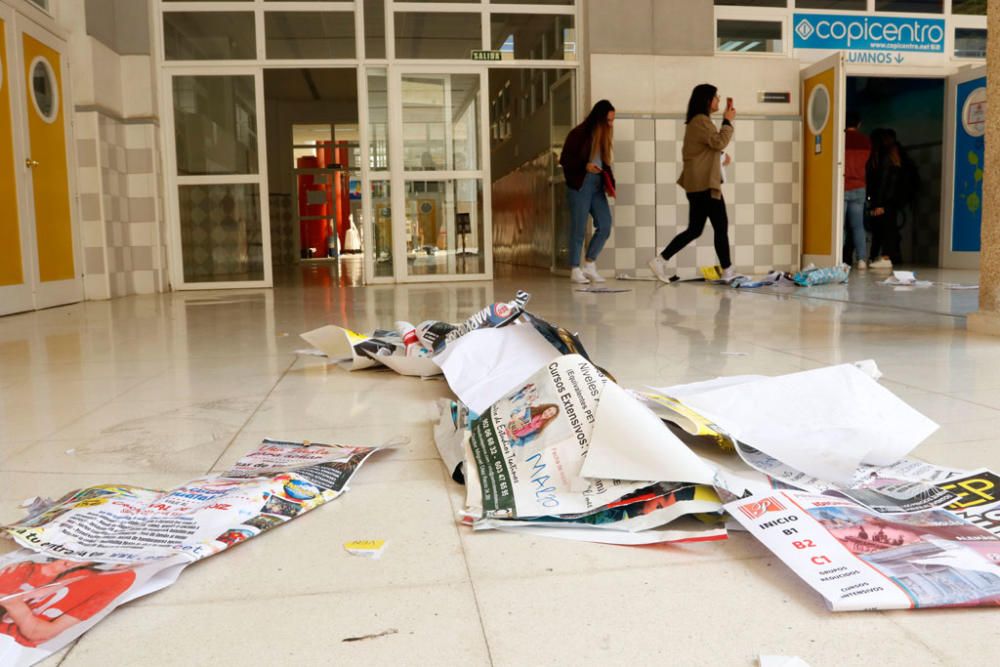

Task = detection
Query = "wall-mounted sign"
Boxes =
[759,91,792,104]
[952,78,987,253]
[793,13,945,54]
[471,50,502,61]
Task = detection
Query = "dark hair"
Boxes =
[846,110,861,129]
[583,99,615,131]
[685,84,717,124]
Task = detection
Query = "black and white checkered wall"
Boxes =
[596,116,801,277]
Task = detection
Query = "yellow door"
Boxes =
[0,11,33,315]
[801,53,844,268]
[18,19,81,309]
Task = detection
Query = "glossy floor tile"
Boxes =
[1,263,997,666]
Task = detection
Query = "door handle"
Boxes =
[25,159,39,169]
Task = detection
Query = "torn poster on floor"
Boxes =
[301,292,532,378]
[938,470,1000,537]
[459,354,722,544]
[0,439,385,666]
[727,491,1000,611]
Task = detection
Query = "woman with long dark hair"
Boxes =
[866,129,906,268]
[648,84,736,283]
[559,99,616,284]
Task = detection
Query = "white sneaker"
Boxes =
[570,267,589,284]
[647,256,672,283]
[582,261,605,283]
[856,259,868,271]
[869,257,892,269]
[721,266,736,282]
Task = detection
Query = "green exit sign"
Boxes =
[471,50,502,61]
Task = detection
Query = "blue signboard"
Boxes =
[952,77,986,253]
[793,13,945,53]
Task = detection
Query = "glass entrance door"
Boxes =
[388,68,491,282]
[165,69,272,288]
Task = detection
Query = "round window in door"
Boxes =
[29,56,58,124]
[807,84,830,136]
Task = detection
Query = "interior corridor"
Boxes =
[0,271,997,665]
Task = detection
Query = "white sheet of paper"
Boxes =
[655,364,938,485]
[300,325,378,370]
[581,381,716,485]
[433,324,560,414]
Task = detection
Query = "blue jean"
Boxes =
[567,172,612,267]
[843,187,867,263]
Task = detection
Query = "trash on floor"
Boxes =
[0,439,388,666]
[728,490,1000,610]
[444,354,726,545]
[792,263,851,286]
[344,539,387,560]
[880,270,933,288]
[290,290,998,612]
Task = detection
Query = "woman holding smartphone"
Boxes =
[648,84,736,283]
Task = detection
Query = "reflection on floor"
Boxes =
[0,266,997,665]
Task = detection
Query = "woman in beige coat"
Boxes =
[648,84,736,283]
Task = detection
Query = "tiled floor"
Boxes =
[2,263,998,666]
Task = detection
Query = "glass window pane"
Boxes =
[371,180,392,277]
[401,74,480,172]
[368,70,389,171]
[405,180,484,276]
[875,0,942,12]
[395,13,481,59]
[952,0,988,15]
[794,1,866,10]
[716,0,786,6]
[179,184,264,283]
[955,28,987,59]
[490,14,575,61]
[364,0,386,59]
[173,76,258,175]
[717,20,783,53]
[163,12,256,60]
[265,12,355,59]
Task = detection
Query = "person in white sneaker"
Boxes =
[649,85,735,284]
[559,100,616,284]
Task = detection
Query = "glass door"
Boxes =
[388,67,491,282]
[164,69,272,288]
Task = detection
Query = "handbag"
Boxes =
[602,169,616,198]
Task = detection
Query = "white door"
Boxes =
[0,4,33,315]
[0,12,83,314]
[163,69,273,289]
[387,66,492,283]
[800,53,846,269]
[940,65,987,269]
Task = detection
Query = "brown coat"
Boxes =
[676,115,734,199]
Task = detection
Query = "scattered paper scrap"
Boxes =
[344,539,387,560]
[728,491,1000,611]
[881,271,932,287]
[0,439,387,666]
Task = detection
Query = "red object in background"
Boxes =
[297,155,329,257]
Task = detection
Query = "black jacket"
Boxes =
[559,125,615,191]
[866,158,905,210]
